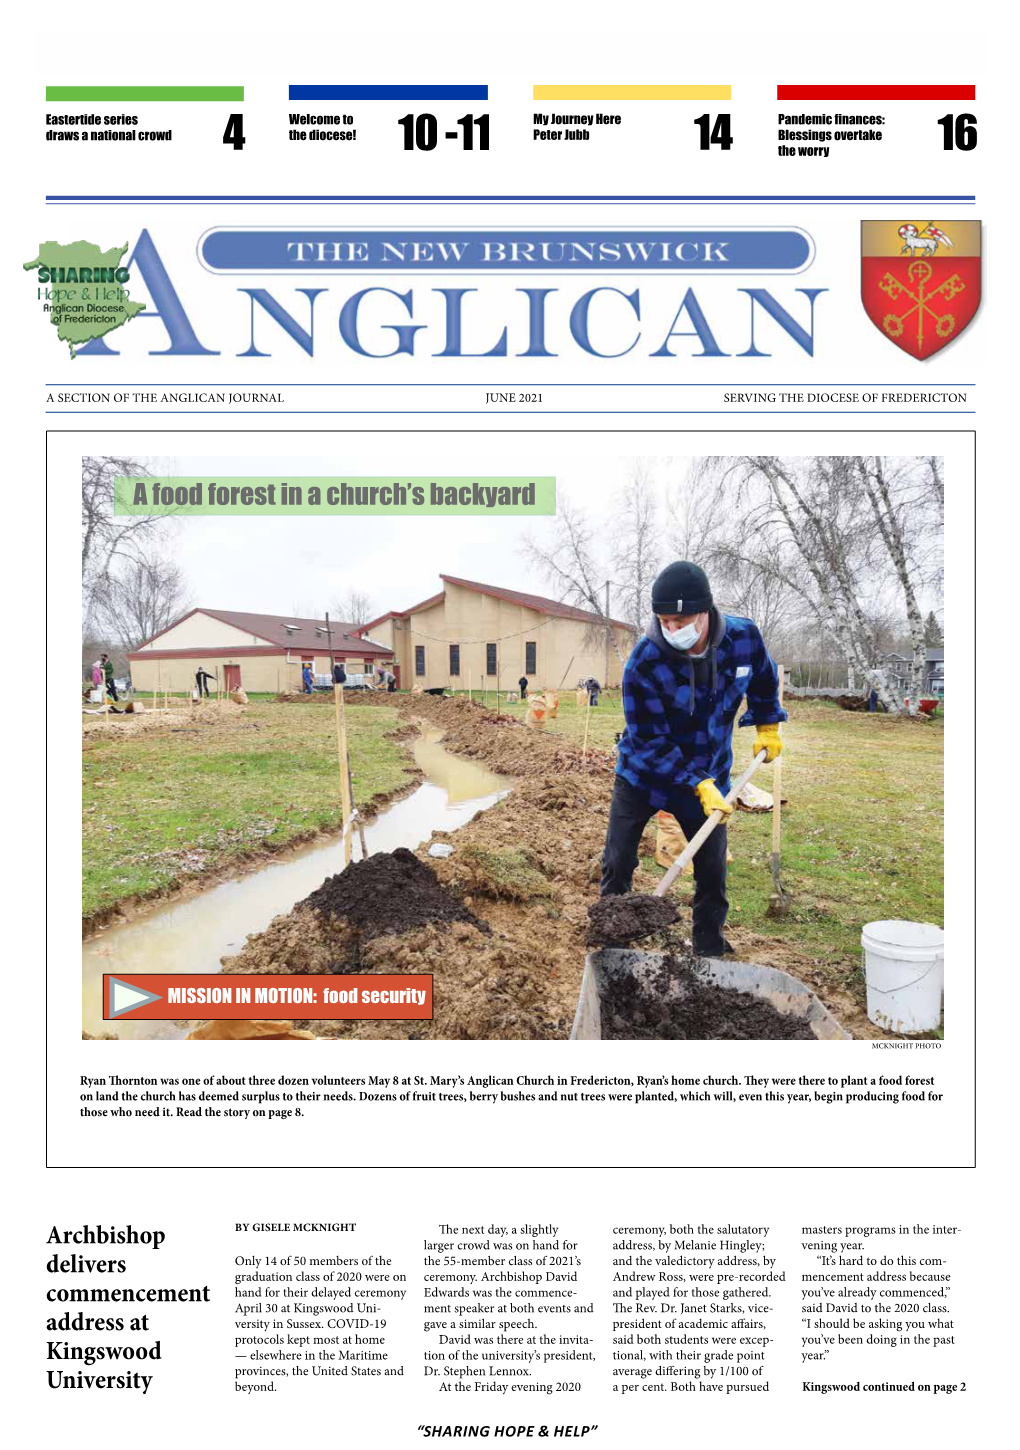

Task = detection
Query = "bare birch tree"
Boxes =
[520,491,628,676]
[611,464,661,634]
[854,456,930,711]
[333,588,375,626]
[708,456,906,710]
[81,456,178,633]
[93,553,192,651]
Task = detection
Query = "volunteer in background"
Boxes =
[518,675,529,700]
[302,664,314,694]
[195,668,215,698]
[586,677,601,707]
[101,654,119,702]
[333,661,347,686]
[601,561,786,957]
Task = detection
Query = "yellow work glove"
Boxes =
[695,778,733,820]
[753,723,783,763]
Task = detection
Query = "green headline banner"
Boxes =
[115,476,556,517]
[46,86,245,102]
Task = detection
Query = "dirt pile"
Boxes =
[600,952,817,1040]
[221,905,571,1040]
[82,698,248,735]
[398,693,614,777]
[321,921,569,1039]
[587,893,679,945]
[300,847,488,940]
[456,844,555,901]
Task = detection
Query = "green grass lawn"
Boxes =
[83,688,944,1002]
[82,701,415,920]
[483,689,944,976]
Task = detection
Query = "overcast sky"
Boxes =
[128,450,941,625]
[135,451,691,621]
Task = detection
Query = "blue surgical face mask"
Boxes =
[662,618,702,651]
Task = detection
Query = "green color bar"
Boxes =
[116,477,556,518]
[46,85,244,102]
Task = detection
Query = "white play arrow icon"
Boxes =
[108,977,164,1019]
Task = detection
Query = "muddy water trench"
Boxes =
[82,730,508,1039]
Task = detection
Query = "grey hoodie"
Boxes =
[645,608,726,713]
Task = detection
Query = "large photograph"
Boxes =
[81,449,945,1043]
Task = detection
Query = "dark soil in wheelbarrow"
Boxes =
[300,846,489,941]
[601,950,816,1040]
[586,893,679,946]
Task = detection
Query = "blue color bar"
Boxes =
[288,84,487,101]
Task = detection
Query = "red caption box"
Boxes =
[103,973,433,1022]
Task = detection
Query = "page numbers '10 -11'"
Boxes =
[398,114,489,150]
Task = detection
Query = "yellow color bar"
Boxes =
[533,84,731,101]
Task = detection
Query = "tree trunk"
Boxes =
[856,458,927,714]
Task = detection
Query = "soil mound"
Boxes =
[299,847,488,940]
[587,893,679,945]
[601,952,816,1040]
[398,693,614,777]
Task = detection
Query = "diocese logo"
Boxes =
[860,220,981,358]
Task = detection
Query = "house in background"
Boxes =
[128,608,395,694]
[357,574,634,691]
[881,647,946,698]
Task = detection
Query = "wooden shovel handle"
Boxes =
[771,666,785,855]
[654,750,768,898]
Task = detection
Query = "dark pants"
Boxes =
[106,678,119,701]
[520,683,528,698]
[387,679,396,692]
[196,676,211,697]
[600,775,730,956]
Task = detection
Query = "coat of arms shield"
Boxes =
[861,220,981,357]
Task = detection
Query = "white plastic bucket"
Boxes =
[862,920,944,1034]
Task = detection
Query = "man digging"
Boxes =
[600,561,786,956]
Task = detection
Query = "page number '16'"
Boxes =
[937,113,976,150]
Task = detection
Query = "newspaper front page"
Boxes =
[12,9,1004,1447]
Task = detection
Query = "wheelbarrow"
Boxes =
[570,948,850,1040]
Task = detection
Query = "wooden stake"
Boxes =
[324,612,354,867]
[769,665,787,904]
[349,761,368,859]
[335,682,353,866]
[581,692,592,761]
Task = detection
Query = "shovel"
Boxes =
[765,666,789,917]
[654,749,769,898]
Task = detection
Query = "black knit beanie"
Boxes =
[650,561,713,615]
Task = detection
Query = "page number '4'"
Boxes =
[223,113,245,150]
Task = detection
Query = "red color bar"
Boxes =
[777,84,974,101]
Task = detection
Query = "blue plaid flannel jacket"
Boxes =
[615,614,787,809]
